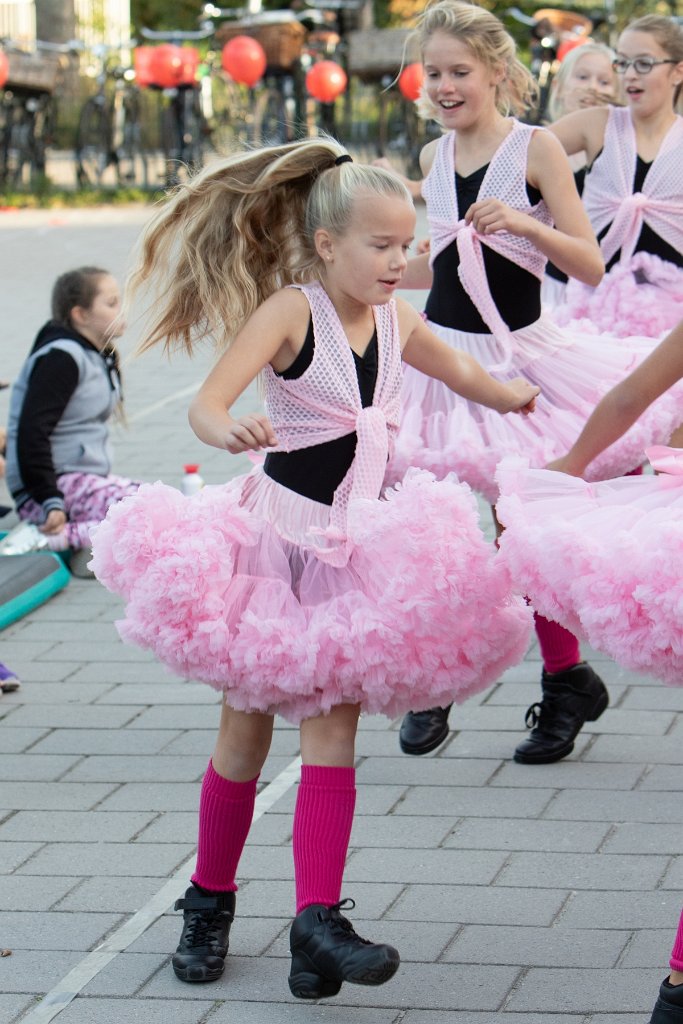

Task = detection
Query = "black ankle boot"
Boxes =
[288,898,400,999]
[399,704,452,755]
[513,662,608,764]
[649,976,683,1023]
[172,883,235,982]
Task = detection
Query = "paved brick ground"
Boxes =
[0,206,680,1024]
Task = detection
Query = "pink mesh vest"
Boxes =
[583,107,683,265]
[262,282,403,566]
[423,120,553,370]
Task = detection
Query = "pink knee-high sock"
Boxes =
[191,759,257,893]
[534,613,581,675]
[670,906,683,973]
[293,765,356,915]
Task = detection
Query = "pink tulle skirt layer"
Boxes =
[554,253,683,339]
[540,275,568,311]
[388,315,683,504]
[496,457,683,686]
[91,467,533,723]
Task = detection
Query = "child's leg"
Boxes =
[534,613,580,674]
[22,472,141,551]
[649,908,683,1022]
[289,703,399,999]
[671,906,683,980]
[173,703,273,984]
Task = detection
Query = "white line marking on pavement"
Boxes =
[128,383,202,423]
[21,755,303,1023]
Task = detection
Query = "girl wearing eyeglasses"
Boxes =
[550,15,683,340]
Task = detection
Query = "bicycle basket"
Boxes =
[217,15,306,71]
[347,29,419,83]
[5,51,62,93]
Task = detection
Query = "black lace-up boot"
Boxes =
[513,662,609,764]
[399,705,452,755]
[288,898,400,999]
[172,884,236,982]
[649,976,683,1023]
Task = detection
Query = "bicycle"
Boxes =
[138,25,214,187]
[0,38,77,189]
[75,44,148,189]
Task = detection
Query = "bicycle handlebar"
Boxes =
[138,26,214,42]
[0,36,83,56]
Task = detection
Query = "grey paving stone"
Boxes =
[0,810,157,843]
[0,910,122,950]
[560,891,682,929]
[0,875,79,911]
[30,729,181,756]
[447,706,539,732]
[70,662,191,684]
[584,735,683,764]
[601,822,683,854]
[545,789,683,824]
[395,786,554,818]
[355,757,500,787]
[61,754,207,783]
[638,765,683,791]
[42,642,157,663]
[0,683,114,704]
[160,727,301,757]
[445,729,592,760]
[0,948,83,992]
[348,815,454,849]
[661,857,683,888]
[498,851,669,890]
[506,967,662,1012]
[0,726,50,753]
[97,783,201,812]
[387,884,568,926]
[245,812,293,847]
[17,842,193,878]
[402,1015,586,1023]
[3,705,143,729]
[272,784,407,817]
[54,876,177,913]
[580,709,676,735]
[622,687,683,711]
[238,879,403,920]
[446,817,610,853]
[127,705,223,730]
[209,1003,397,1023]
[443,924,630,967]
[353,731,426,757]
[96,684,220,705]
[260,755,300,784]
[53,998,215,1024]
[0,994,34,1024]
[344,847,508,885]
[2,753,83,781]
[267,917,458,963]
[0,660,82,680]
[0,842,43,873]
[0,640,56,662]
[80,952,168,995]
[18,621,122,643]
[132,812,199,844]
[619,928,673,967]
[3,782,117,810]
[493,761,644,790]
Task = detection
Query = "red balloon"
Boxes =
[222,36,267,88]
[150,44,188,88]
[133,46,155,89]
[557,36,587,62]
[398,62,423,102]
[306,60,347,103]
[0,52,9,91]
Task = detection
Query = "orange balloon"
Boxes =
[306,60,347,103]
[150,44,189,89]
[222,36,267,87]
[398,62,423,102]
[0,52,9,90]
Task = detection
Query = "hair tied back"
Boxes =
[334,154,353,166]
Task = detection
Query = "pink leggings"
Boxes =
[19,471,140,551]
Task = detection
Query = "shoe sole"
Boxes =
[399,722,450,756]
[514,688,609,765]
[172,962,225,983]
[289,955,400,998]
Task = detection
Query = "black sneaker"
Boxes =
[172,883,235,983]
[514,662,609,765]
[288,898,400,999]
[399,705,452,755]
[650,976,683,1023]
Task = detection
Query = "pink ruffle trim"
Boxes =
[91,470,533,722]
[496,457,683,686]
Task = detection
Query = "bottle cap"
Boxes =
[183,464,200,473]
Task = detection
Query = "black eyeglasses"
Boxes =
[612,56,677,75]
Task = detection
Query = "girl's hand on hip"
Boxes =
[507,378,540,415]
[466,199,533,238]
[226,413,277,454]
[40,509,67,535]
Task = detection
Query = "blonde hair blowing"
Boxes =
[547,42,616,122]
[129,140,411,356]
[414,0,538,119]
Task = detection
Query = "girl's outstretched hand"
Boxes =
[504,378,540,415]
[225,413,277,454]
[465,199,533,238]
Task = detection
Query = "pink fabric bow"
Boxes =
[600,192,666,265]
[645,445,683,476]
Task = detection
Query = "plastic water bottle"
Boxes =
[181,464,204,496]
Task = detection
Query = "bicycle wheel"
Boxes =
[115,88,148,189]
[254,79,298,147]
[76,96,111,188]
[4,101,34,189]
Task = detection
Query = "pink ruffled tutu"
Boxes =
[540,275,568,312]
[91,467,533,723]
[495,451,683,686]
[388,315,683,504]
[554,253,683,339]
